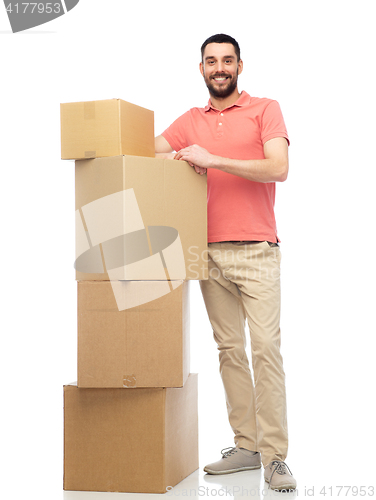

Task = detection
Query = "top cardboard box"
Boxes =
[60,99,154,160]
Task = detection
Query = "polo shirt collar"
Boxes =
[204,90,251,112]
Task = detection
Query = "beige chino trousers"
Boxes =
[200,241,288,466]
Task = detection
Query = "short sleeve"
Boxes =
[261,100,290,146]
[162,111,191,152]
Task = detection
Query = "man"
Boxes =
[155,34,296,491]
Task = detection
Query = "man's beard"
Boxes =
[204,72,238,99]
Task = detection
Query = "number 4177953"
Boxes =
[320,486,374,496]
[6,3,62,14]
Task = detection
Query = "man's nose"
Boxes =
[217,61,225,73]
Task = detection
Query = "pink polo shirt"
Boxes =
[162,91,289,243]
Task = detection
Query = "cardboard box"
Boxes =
[63,373,199,493]
[75,155,208,281]
[77,280,190,388]
[60,99,154,159]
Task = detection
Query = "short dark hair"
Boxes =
[201,34,241,62]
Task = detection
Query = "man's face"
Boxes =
[200,43,243,99]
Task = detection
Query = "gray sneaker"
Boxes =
[264,460,297,490]
[204,447,261,475]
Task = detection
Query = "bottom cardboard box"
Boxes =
[63,373,198,493]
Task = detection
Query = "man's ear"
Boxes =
[199,61,204,77]
[238,59,244,75]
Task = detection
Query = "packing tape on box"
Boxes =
[75,188,186,310]
[84,151,96,158]
[123,375,137,388]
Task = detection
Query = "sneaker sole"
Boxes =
[265,477,297,490]
[204,465,261,475]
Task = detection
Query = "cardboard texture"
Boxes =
[77,280,190,388]
[63,373,199,493]
[74,155,208,281]
[60,99,155,160]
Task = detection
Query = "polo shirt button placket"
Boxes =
[217,112,224,138]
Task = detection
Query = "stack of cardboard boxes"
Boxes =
[60,99,208,493]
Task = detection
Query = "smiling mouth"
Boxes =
[212,75,230,83]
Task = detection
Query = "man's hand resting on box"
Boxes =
[155,148,207,175]
[154,136,207,175]
[174,144,209,175]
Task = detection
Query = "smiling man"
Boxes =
[155,34,296,491]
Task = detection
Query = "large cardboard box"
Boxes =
[75,155,208,281]
[77,280,190,388]
[64,373,199,493]
[60,99,154,160]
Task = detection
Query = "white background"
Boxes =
[1,1,375,499]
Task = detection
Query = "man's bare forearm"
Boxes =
[174,140,289,183]
[211,155,288,183]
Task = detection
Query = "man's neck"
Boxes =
[209,89,242,111]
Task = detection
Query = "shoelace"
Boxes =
[268,460,293,489]
[220,446,237,458]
